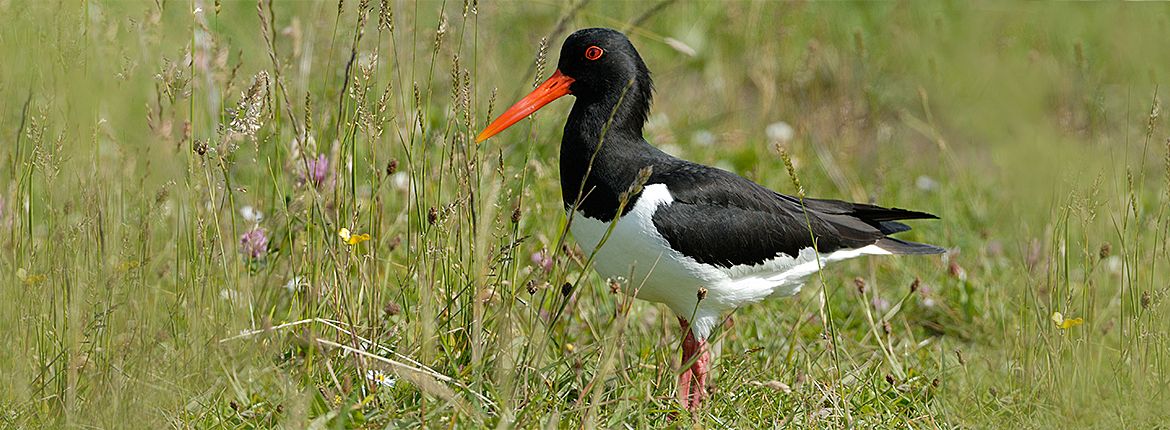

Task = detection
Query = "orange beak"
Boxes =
[476,70,575,143]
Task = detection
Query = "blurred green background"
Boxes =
[1,1,1168,427]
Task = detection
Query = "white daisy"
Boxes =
[365,369,395,387]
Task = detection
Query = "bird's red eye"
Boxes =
[585,46,604,61]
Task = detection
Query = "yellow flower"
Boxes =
[1051,311,1084,329]
[338,227,371,245]
[16,268,45,285]
[117,260,140,272]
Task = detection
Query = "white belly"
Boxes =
[568,183,890,339]
[569,184,703,312]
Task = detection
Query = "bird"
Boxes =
[476,28,943,411]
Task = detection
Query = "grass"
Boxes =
[1,1,1169,428]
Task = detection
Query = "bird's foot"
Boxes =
[677,318,711,411]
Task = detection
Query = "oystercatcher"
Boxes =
[477,28,943,410]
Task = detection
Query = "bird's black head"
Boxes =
[477,28,653,143]
[557,28,652,102]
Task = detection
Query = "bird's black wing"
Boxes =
[648,163,942,268]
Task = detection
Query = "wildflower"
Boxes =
[240,205,263,224]
[365,369,395,387]
[391,172,410,191]
[530,249,553,272]
[947,260,967,281]
[219,289,245,305]
[239,227,268,258]
[871,295,891,313]
[16,268,45,285]
[918,283,938,308]
[692,130,715,147]
[1104,256,1123,275]
[338,227,371,245]
[916,175,940,192]
[1051,311,1084,329]
[117,260,140,273]
[765,121,794,144]
[282,276,304,292]
[750,380,792,394]
[305,153,329,186]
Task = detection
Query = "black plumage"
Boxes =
[651,163,942,267]
[549,28,942,268]
[478,27,944,411]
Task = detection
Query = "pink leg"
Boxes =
[677,318,711,410]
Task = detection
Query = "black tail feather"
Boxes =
[877,221,912,235]
[799,197,939,222]
[875,237,946,255]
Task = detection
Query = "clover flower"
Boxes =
[530,249,553,272]
[239,227,268,259]
[306,153,330,187]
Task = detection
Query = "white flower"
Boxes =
[766,121,794,144]
[240,205,263,223]
[916,175,940,192]
[391,172,410,191]
[1104,256,1123,275]
[692,130,716,147]
[219,288,245,305]
[365,369,395,387]
[282,276,305,292]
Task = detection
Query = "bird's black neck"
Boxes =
[560,78,667,222]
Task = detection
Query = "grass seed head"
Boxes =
[384,301,401,316]
[193,139,208,156]
[534,37,549,88]
[378,0,393,32]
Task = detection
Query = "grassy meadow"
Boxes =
[3,1,1170,428]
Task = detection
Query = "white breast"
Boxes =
[568,183,890,339]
